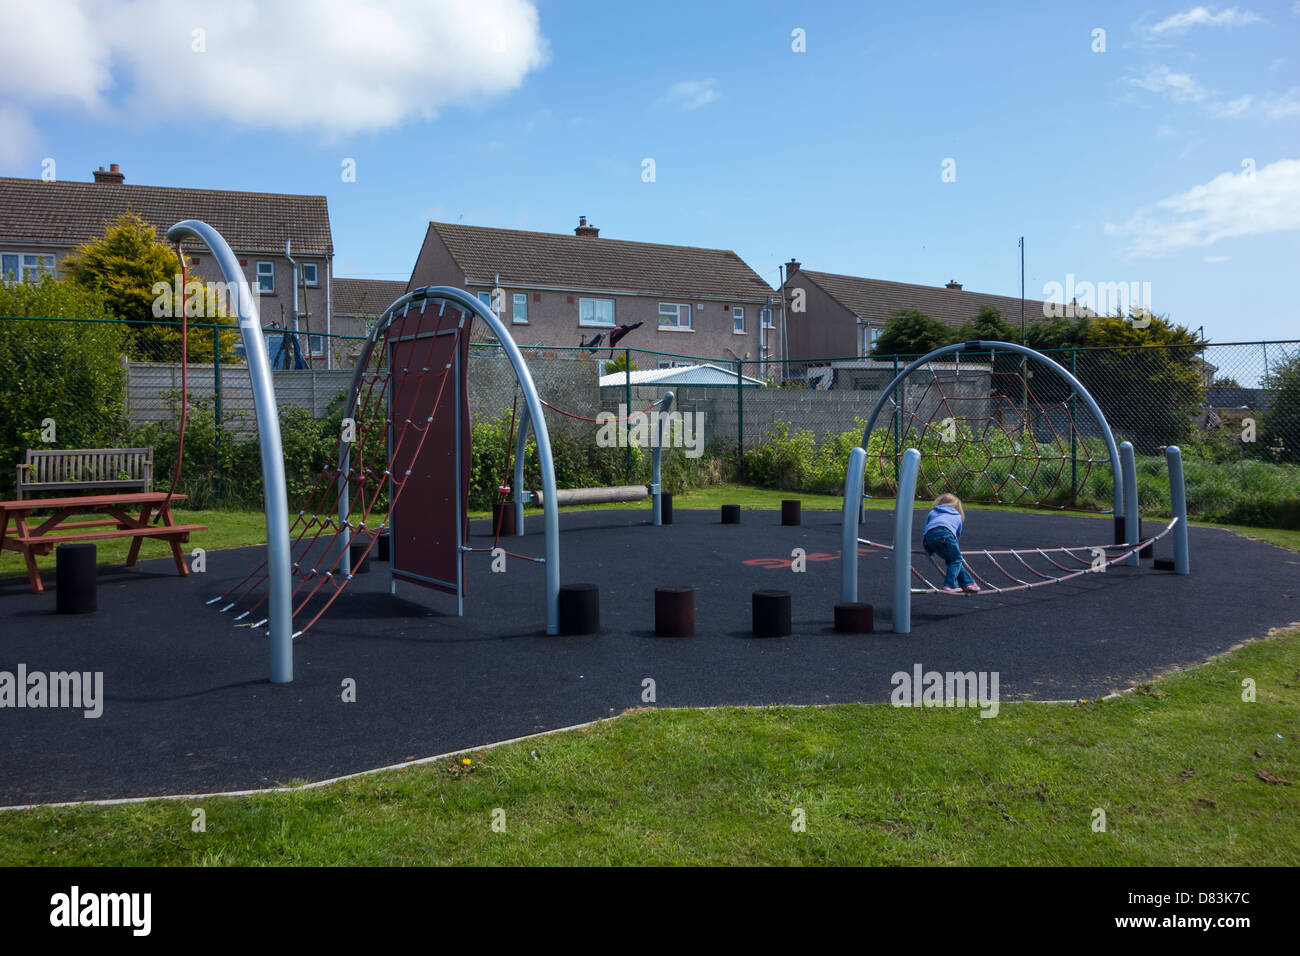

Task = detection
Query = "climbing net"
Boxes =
[868,347,1111,511]
[858,517,1177,595]
[208,295,479,638]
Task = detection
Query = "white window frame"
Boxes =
[760,307,774,328]
[3,253,55,283]
[256,261,275,294]
[302,263,319,286]
[579,297,615,328]
[733,306,745,333]
[512,292,528,325]
[308,333,325,356]
[659,302,692,329]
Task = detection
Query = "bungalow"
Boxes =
[405,217,784,369]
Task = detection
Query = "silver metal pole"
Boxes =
[167,219,293,683]
[1166,445,1190,574]
[841,446,867,603]
[893,448,921,634]
[652,391,674,525]
[1120,441,1139,567]
[512,407,531,536]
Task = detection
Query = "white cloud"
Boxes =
[0,107,39,166]
[1203,255,1231,262]
[664,79,720,111]
[0,0,548,145]
[1261,87,1300,118]
[1148,6,1263,35]
[1129,66,1293,120]
[1105,158,1300,257]
[1130,66,1211,104]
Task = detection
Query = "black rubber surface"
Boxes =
[1,507,1296,805]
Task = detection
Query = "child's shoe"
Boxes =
[962,583,981,594]
[941,586,962,594]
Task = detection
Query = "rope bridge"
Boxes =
[858,517,1178,596]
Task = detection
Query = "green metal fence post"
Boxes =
[214,325,223,503]
[892,355,900,483]
[1070,348,1078,498]
[624,348,632,483]
[736,357,744,479]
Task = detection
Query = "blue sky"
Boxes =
[2,0,1297,342]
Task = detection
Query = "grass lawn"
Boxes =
[0,624,1295,865]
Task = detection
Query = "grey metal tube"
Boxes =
[841,446,867,603]
[652,391,674,525]
[167,219,293,683]
[893,448,921,634]
[859,341,1124,518]
[1166,445,1190,574]
[1120,442,1139,567]
[512,407,531,536]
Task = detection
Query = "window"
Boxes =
[513,293,528,324]
[2,253,55,283]
[733,306,745,333]
[659,302,691,329]
[477,291,493,310]
[256,261,275,293]
[302,263,318,286]
[308,334,325,356]
[760,307,774,328]
[579,297,615,327]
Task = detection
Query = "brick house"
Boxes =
[780,262,1081,363]
[406,217,785,370]
[0,164,337,367]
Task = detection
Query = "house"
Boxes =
[405,217,784,369]
[598,363,765,389]
[0,163,336,367]
[779,262,1081,363]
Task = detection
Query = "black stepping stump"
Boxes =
[377,532,390,562]
[660,492,673,525]
[752,589,791,637]
[654,586,695,637]
[1139,542,1153,559]
[558,583,600,635]
[349,541,370,574]
[781,499,801,526]
[1153,557,1176,571]
[721,504,741,524]
[834,602,874,634]
[56,543,96,614]
[493,501,516,538]
[1113,516,1126,545]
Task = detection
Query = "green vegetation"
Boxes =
[1,625,1295,866]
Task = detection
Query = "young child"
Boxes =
[922,493,980,594]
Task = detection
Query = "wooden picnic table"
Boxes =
[0,492,207,594]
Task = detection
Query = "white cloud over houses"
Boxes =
[1105,158,1300,257]
[0,0,548,145]
[1147,6,1263,35]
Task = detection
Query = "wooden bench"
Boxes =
[16,447,153,500]
[0,492,206,593]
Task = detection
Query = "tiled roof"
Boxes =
[792,270,1085,328]
[0,176,332,256]
[430,222,777,301]
[331,278,407,316]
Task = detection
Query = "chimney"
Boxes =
[945,280,962,290]
[93,163,125,185]
[786,258,800,276]
[574,215,599,237]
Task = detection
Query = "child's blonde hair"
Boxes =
[935,493,964,518]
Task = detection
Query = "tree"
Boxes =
[1077,313,1205,454]
[956,305,1015,344]
[871,307,955,357]
[60,211,237,363]
[1261,352,1300,463]
[603,353,637,375]
[0,276,129,495]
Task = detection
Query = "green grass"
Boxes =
[1,626,1296,865]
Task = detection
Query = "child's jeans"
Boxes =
[923,528,975,589]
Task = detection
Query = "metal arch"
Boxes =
[340,286,562,635]
[166,219,293,684]
[859,340,1124,518]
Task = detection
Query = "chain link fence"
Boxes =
[2,315,1297,523]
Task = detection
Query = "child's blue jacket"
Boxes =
[922,504,963,539]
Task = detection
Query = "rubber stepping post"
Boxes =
[721,504,741,524]
[781,500,801,526]
[377,532,390,562]
[834,602,874,634]
[558,583,600,635]
[56,543,96,614]
[654,586,694,637]
[752,589,791,637]
[1153,557,1176,571]
[661,492,673,525]
[493,501,515,538]
[349,541,370,573]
